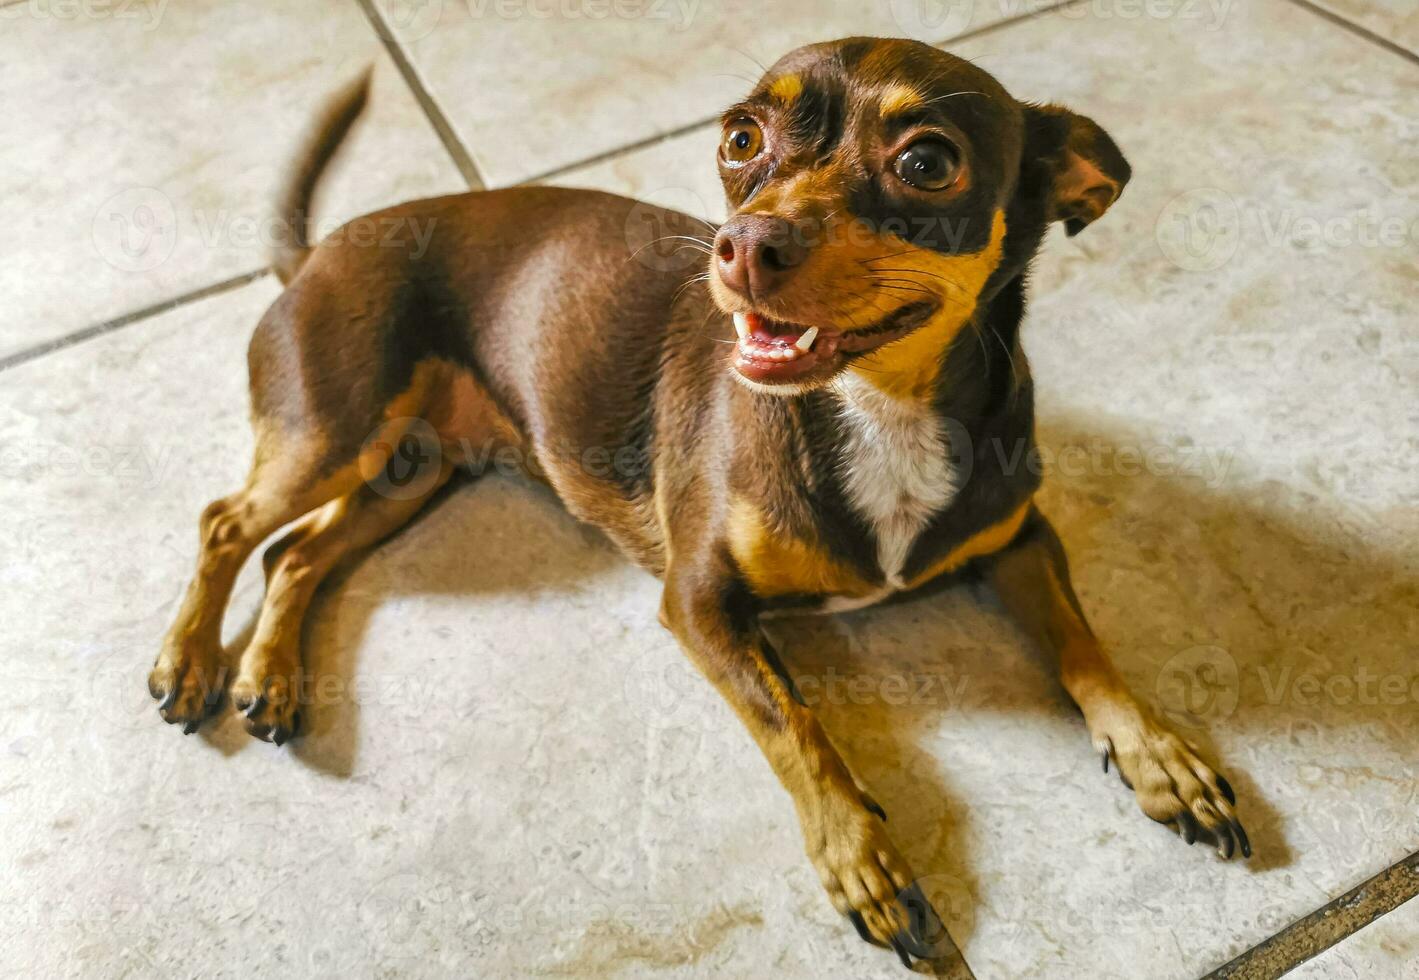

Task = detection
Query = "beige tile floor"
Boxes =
[2,0,1416,977]
[1291,888,1419,978]
[0,0,465,361]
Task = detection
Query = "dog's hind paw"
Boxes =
[147,644,225,734]
[230,653,302,746]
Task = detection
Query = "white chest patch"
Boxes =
[834,375,959,589]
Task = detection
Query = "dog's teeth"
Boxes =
[733,312,750,341]
[795,327,819,352]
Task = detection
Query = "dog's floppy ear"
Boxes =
[1023,104,1131,236]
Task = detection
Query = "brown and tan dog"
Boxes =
[149,38,1249,968]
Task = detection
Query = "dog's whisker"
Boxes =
[984,319,1021,393]
[860,280,937,295]
[919,90,987,106]
[861,270,970,298]
[729,46,768,75]
[652,234,715,249]
[674,272,718,305]
[858,249,919,265]
[627,236,714,264]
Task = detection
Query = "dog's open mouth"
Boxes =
[731,301,937,385]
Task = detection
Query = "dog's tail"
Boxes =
[271,67,373,285]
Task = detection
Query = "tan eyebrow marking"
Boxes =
[768,73,803,103]
[880,83,925,117]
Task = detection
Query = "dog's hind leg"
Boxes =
[147,426,394,731]
[231,453,455,743]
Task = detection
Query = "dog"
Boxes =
[148,37,1250,969]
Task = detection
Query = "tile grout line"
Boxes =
[352,0,487,190]
[1203,850,1419,979]
[516,112,722,187]
[1283,0,1419,67]
[937,0,1080,47]
[519,0,1078,188]
[0,269,270,374]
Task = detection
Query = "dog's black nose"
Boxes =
[714,214,809,300]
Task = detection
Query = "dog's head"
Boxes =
[710,37,1130,397]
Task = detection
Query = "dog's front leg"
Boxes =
[659,558,955,968]
[986,507,1251,858]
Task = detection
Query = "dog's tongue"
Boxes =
[734,312,821,348]
[744,312,796,342]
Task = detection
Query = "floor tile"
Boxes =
[0,0,463,361]
[374,0,1032,187]
[1312,0,1419,53]
[1289,895,1419,978]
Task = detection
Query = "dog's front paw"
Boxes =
[148,639,225,733]
[229,648,302,746]
[805,794,959,969]
[1093,707,1250,859]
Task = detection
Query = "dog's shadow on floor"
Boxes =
[205,410,1415,955]
[203,475,625,768]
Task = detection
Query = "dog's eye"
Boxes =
[720,119,764,166]
[892,138,961,191]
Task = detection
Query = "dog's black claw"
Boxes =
[1101,737,1112,773]
[847,910,878,946]
[242,693,266,720]
[1217,774,1236,805]
[272,727,290,748]
[157,685,179,714]
[889,936,912,969]
[1235,822,1251,859]
[897,882,951,960]
[1216,825,1235,860]
[864,795,888,822]
[1176,812,1197,845]
[182,719,200,735]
